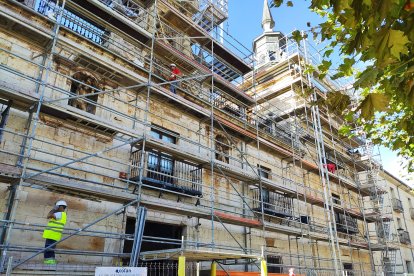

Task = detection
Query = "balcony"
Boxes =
[392,198,403,213]
[399,230,411,245]
[252,189,293,218]
[336,213,358,234]
[130,150,203,197]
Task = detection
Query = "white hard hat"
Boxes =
[170,63,176,67]
[55,200,67,207]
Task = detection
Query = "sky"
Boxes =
[226,0,414,187]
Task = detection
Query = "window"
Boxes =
[145,127,178,184]
[150,126,177,144]
[332,193,341,205]
[267,256,282,273]
[408,198,412,209]
[262,189,270,208]
[146,151,174,184]
[257,165,271,179]
[343,263,353,276]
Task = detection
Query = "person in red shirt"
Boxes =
[168,63,182,94]
[323,163,336,173]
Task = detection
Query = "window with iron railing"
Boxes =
[335,213,358,234]
[253,189,293,218]
[130,149,202,197]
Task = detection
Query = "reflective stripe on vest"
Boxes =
[43,212,67,241]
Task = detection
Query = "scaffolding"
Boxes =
[0,0,407,275]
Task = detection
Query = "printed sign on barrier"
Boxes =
[95,267,147,276]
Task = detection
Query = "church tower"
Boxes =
[253,0,285,67]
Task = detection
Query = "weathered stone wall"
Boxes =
[7,187,124,265]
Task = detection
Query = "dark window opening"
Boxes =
[332,193,341,205]
[343,263,353,276]
[257,164,271,179]
[267,256,282,273]
[123,219,183,274]
[69,72,99,114]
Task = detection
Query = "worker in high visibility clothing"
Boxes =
[42,200,67,264]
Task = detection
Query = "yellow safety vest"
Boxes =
[42,212,67,241]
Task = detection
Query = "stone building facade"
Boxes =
[0,0,412,275]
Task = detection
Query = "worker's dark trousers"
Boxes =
[44,238,57,259]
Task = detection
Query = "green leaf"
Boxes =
[388,30,410,59]
[317,59,332,78]
[287,1,293,7]
[323,49,334,58]
[325,91,351,115]
[338,57,355,76]
[354,68,379,88]
[272,0,283,7]
[291,30,303,44]
[357,93,390,120]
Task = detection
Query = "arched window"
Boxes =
[215,134,229,164]
[69,71,99,114]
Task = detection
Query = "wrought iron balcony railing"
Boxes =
[252,189,293,218]
[336,213,358,234]
[130,149,203,196]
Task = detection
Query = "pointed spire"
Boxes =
[262,0,275,33]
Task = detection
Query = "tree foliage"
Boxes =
[272,0,414,172]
